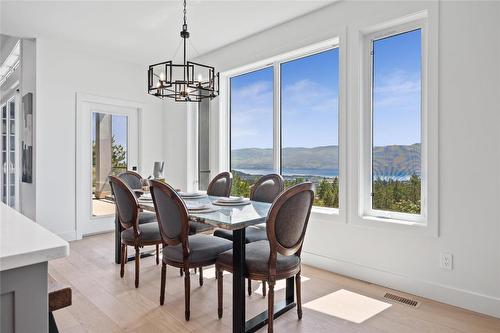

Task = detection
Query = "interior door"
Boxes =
[76,95,139,237]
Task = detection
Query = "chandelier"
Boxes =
[147,0,219,102]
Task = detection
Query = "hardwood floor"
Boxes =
[49,232,500,333]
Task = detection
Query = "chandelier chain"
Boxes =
[183,0,187,26]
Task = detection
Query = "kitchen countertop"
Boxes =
[0,203,69,271]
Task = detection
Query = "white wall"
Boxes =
[35,38,164,240]
[162,100,190,191]
[20,38,36,220]
[174,0,500,317]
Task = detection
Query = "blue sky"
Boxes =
[231,29,421,150]
[373,29,421,147]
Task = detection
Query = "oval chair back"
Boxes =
[149,180,190,253]
[109,176,139,236]
[266,182,314,275]
[118,170,143,190]
[250,174,284,203]
[207,171,233,197]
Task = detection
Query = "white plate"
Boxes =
[187,204,210,211]
[179,191,206,198]
[212,199,251,206]
[215,196,245,203]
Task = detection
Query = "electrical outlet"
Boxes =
[440,253,453,270]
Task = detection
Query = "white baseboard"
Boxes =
[57,231,78,242]
[302,251,500,319]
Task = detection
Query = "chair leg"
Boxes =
[262,280,267,297]
[268,281,275,333]
[160,263,166,305]
[180,268,183,276]
[296,272,302,319]
[156,244,160,265]
[217,268,223,319]
[247,278,252,296]
[199,266,204,287]
[120,244,125,278]
[184,267,191,321]
[134,246,140,288]
[48,311,59,333]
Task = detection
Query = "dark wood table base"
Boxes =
[245,299,296,333]
[232,229,296,333]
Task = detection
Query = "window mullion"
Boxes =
[273,62,281,174]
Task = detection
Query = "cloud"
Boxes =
[282,79,339,114]
[232,80,272,99]
[374,70,421,110]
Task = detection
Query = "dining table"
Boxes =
[112,193,296,333]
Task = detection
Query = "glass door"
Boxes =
[8,98,18,208]
[0,97,19,208]
[91,112,129,217]
[1,103,7,204]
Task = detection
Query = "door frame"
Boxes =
[75,93,142,239]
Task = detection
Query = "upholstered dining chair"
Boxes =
[215,182,314,332]
[207,171,233,197]
[109,176,163,288]
[213,173,284,295]
[185,171,233,237]
[149,180,232,321]
[117,170,143,190]
[117,171,157,225]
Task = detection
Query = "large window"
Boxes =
[230,67,274,197]
[229,47,340,208]
[366,24,425,220]
[281,49,339,208]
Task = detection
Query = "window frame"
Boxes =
[224,36,346,219]
[360,17,431,225]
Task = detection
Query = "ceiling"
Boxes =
[0,1,336,66]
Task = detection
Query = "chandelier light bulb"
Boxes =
[159,72,166,81]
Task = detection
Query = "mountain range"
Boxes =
[231,143,421,176]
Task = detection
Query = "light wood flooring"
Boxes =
[49,232,500,333]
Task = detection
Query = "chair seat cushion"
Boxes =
[213,225,267,243]
[163,234,232,264]
[217,240,300,275]
[121,222,161,243]
[138,212,157,224]
[189,221,214,235]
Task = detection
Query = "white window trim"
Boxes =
[355,10,439,236]
[219,33,347,223]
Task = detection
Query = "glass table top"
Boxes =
[138,195,271,230]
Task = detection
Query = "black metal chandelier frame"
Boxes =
[147,0,219,102]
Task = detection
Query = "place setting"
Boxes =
[212,196,251,206]
[178,191,207,199]
[185,202,218,214]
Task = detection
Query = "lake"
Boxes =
[234,168,418,181]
